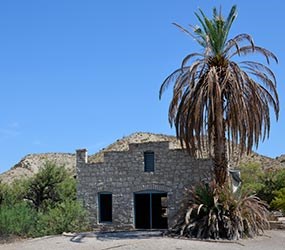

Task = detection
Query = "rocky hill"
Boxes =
[0,132,284,184]
[0,153,76,184]
[239,152,285,169]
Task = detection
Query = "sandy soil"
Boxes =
[0,230,284,250]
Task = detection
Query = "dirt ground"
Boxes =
[0,230,284,250]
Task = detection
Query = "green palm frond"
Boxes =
[192,5,237,55]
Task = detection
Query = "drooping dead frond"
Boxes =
[230,46,278,64]
[160,5,279,186]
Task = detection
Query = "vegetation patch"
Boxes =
[0,162,90,239]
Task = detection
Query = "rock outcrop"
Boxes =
[0,153,76,184]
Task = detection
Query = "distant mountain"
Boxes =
[0,132,284,184]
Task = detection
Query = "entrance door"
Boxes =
[134,192,168,229]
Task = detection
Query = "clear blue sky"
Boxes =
[0,0,284,174]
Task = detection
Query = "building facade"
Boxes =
[76,133,212,230]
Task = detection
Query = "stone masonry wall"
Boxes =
[76,141,212,230]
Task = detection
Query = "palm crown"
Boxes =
[160,5,279,185]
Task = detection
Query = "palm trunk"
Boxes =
[213,100,228,186]
[213,130,228,186]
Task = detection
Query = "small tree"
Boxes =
[24,161,68,211]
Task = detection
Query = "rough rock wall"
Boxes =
[77,141,212,229]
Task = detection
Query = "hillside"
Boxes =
[239,152,285,169]
[0,153,76,184]
[0,132,284,184]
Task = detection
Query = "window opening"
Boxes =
[98,193,112,223]
[144,151,154,172]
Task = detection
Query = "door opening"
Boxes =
[134,192,168,229]
[98,193,112,223]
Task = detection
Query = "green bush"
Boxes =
[57,176,77,201]
[239,162,285,209]
[0,181,8,205]
[35,200,90,236]
[24,161,70,211]
[0,180,28,206]
[0,202,37,236]
[271,188,285,213]
[257,168,285,204]
[239,162,265,194]
[0,161,91,238]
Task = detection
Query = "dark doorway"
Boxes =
[134,192,168,229]
[134,194,150,229]
[99,193,112,223]
[152,193,168,229]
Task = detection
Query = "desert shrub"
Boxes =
[35,200,90,236]
[0,202,37,236]
[239,162,285,209]
[239,162,265,194]
[169,181,269,240]
[257,168,285,205]
[0,181,8,205]
[271,188,285,213]
[57,176,77,201]
[24,161,69,211]
[0,162,90,238]
[0,179,28,206]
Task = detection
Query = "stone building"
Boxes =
[76,132,212,230]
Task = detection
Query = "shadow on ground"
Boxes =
[69,230,164,243]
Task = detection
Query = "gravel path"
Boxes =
[0,230,284,250]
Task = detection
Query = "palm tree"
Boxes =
[160,5,279,186]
